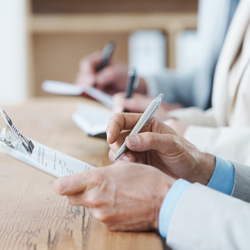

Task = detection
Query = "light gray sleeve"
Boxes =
[143,69,195,107]
[167,183,250,250]
[144,0,238,110]
[231,162,250,202]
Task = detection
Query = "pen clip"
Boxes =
[0,108,34,155]
[143,107,158,127]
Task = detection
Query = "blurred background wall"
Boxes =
[0,0,198,104]
[0,0,29,105]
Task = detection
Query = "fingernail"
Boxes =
[128,135,140,147]
[123,156,130,162]
[106,131,111,141]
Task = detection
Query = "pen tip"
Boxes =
[114,152,122,161]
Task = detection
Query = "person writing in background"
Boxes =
[79,0,250,167]
[75,0,238,114]
[54,113,250,249]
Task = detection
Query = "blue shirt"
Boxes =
[159,156,235,238]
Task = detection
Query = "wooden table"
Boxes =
[0,97,167,250]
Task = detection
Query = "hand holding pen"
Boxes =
[108,93,164,160]
[75,42,130,94]
[106,104,215,185]
[95,42,115,72]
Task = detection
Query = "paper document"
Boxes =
[42,80,114,108]
[72,104,113,137]
[0,139,94,178]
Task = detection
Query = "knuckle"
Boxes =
[89,171,106,186]
[113,112,123,121]
[85,195,100,208]
[108,113,121,126]
[144,132,155,145]
[150,116,158,124]
[166,134,179,147]
[108,150,115,162]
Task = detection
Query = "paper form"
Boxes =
[72,104,113,136]
[0,139,94,178]
[42,80,114,108]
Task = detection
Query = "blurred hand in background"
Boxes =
[112,92,183,121]
[75,51,147,95]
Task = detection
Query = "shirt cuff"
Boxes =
[207,156,235,195]
[159,179,191,238]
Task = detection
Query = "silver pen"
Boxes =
[114,93,164,160]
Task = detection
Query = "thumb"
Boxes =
[54,169,95,195]
[125,132,176,155]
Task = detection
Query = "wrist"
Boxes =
[196,153,216,185]
[153,176,176,230]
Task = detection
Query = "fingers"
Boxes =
[108,130,136,162]
[109,148,136,163]
[125,132,177,155]
[76,52,103,87]
[109,130,129,151]
[106,113,143,144]
[79,52,103,74]
[95,64,117,87]
[113,92,126,113]
[106,112,173,145]
[54,169,96,196]
[67,191,103,208]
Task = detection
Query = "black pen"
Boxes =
[96,42,116,72]
[124,67,137,112]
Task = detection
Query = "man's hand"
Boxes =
[107,113,216,185]
[74,52,128,94]
[54,162,175,232]
[74,52,147,95]
[113,92,183,121]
